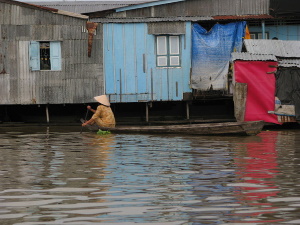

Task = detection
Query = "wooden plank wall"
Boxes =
[104,22,192,103]
[0,2,103,105]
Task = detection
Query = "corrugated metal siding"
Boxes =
[106,0,270,18]
[0,74,10,104]
[103,22,192,103]
[91,16,213,23]
[0,2,104,105]
[18,41,35,104]
[27,1,155,14]
[278,59,300,68]
[245,39,300,57]
[231,52,277,61]
[0,2,87,25]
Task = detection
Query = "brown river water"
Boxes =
[0,126,300,225]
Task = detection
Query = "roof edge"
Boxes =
[115,0,184,12]
[213,14,274,20]
[56,9,89,19]
[1,0,88,20]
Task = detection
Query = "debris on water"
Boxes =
[96,129,111,135]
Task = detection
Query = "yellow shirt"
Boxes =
[91,105,116,128]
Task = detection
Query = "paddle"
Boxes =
[80,108,89,134]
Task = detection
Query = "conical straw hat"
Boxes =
[94,95,110,106]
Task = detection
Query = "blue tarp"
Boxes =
[191,22,246,91]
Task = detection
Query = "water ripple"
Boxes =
[0,128,300,224]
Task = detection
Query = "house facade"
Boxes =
[235,40,300,123]
[3,0,300,123]
[0,0,103,106]
[87,0,271,104]
[84,0,300,122]
[103,22,192,103]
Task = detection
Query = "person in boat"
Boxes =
[82,95,116,128]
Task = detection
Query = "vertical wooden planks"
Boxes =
[233,82,247,122]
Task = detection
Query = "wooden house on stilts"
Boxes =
[3,0,300,124]
[83,0,300,124]
[0,0,103,123]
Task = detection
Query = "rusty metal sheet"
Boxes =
[213,14,274,20]
[231,52,277,62]
[277,115,297,123]
[86,22,98,57]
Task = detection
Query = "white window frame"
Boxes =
[156,35,181,67]
[250,32,269,39]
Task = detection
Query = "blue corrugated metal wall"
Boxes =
[103,22,192,103]
[250,25,300,40]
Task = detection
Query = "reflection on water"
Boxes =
[1,127,300,224]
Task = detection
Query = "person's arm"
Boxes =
[87,105,96,113]
[82,105,100,126]
[82,118,95,126]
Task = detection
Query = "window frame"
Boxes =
[39,41,51,70]
[29,41,62,71]
[250,32,269,39]
[156,35,181,68]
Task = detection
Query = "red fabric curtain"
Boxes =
[234,61,280,124]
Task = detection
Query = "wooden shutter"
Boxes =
[50,42,62,71]
[29,41,40,71]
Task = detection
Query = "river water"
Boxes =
[1,126,300,225]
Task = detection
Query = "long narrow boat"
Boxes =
[83,120,265,136]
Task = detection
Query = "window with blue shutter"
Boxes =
[29,41,62,71]
[29,41,40,71]
[50,42,62,71]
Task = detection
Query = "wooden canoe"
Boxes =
[84,120,265,136]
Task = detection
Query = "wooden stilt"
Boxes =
[46,105,50,124]
[146,103,149,122]
[186,102,190,120]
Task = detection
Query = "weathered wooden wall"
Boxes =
[103,22,192,103]
[0,1,103,105]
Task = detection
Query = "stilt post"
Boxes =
[46,104,50,124]
[146,102,149,122]
[186,101,190,120]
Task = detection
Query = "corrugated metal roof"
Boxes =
[115,0,184,12]
[1,0,57,12]
[1,0,88,19]
[213,14,274,20]
[244,39,300,58]
[278,59,300,68]
[91,16,214,23]
[26,1,156,14]
[231,52,277,61]
[231,53,300,68]
[92,0,270,19]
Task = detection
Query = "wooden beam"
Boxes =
[46,105,50,124]
[233,83,247,122]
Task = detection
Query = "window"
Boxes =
[29,41,62,71]
[156,35,180,67]
[250,32,269,39]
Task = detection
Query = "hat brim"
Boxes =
[94,95,110,106]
